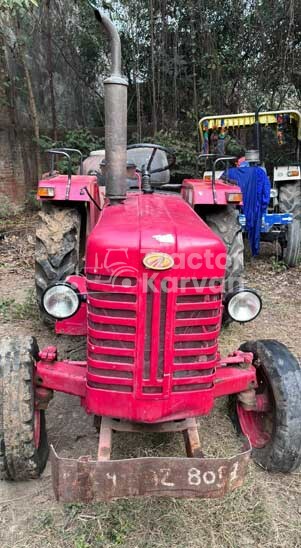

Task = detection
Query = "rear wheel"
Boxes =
[35,204,82,322]
[205,207,244,324]
[279,182,301,266]
[282,219,301,267]
[205,206,244,293]
[229,339,301,473]
[0,336,49,480]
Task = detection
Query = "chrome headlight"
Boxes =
[224,288,262,323]
[42,283,81,319]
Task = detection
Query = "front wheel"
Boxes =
[0,336,49,480]
[229,339,301,473]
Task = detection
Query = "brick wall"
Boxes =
[0,48,37,206]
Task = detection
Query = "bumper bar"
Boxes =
[50,417,251,502]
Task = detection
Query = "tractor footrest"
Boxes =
[50,417,251,502]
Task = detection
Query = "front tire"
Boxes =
[230,339,301,473]
[0,336,49,480]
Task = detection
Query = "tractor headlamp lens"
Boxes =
[42,283,80,319]
[225,289,262,323]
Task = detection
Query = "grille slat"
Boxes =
[89,311,136,324]
[176,300,222,311]
[88,344,135,357]
[89,297,137,311]
[172,373,215,385]
[87,360,133,372]
[175,316,220,326]
[89,329,136,342]
[174,331,219,342]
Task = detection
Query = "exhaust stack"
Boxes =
[94,8,128,204]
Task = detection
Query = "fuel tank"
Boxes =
[85,193,226,422]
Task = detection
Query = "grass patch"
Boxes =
[0,289,39,322]
[0,196,20,220]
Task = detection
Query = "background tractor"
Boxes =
[1,7,301,503]
[197,109,301,266]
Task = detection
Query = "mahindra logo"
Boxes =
[143,252,174,271]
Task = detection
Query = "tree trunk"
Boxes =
[21,53,41,178]
[45,0,57,140]
[149,0,157,135]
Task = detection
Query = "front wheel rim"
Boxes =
[237,366,275,449]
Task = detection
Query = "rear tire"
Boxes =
[229,339,301,473]
[35,204,81,322]
[282,219,301,267]
[205,207,244,324]
[279,182,301,266]
[0,336,49,480]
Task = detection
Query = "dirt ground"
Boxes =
[0,215,301,548]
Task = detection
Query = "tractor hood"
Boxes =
[86,194,226,281]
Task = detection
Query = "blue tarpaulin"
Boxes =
[225,166,271,255]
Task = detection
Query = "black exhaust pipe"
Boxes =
[94,7,128,204]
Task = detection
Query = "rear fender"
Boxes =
[37,174,105,205]
[37,174,105,231]
[181,179,243,207]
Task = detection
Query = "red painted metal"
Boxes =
[36,352,256,421]
[83,193,227,421]
[237,362,274,449]
[181,178,243,206]
[37,175,103,235]
[237,403,271,448]
[55,275,87,336]
[35,193,259,423]
[34,410,41,449]
[36,360,86,398]
[38,346,57,362]
[213,367,256,398]
[37,174,99,203]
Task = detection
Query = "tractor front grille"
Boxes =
[86,274,222,396]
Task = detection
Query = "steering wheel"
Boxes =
[127,143,176,174]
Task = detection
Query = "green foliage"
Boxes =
[25,190,40,212]
[0,0,38,11]
[0,196,19,219]
[270,258,288,273]
[0,290,38,322]
[39,129,105,174]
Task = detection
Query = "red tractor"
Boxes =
[1,8,301,502]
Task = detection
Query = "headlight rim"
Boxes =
[224,287,262,323]
[41,282,82,320]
